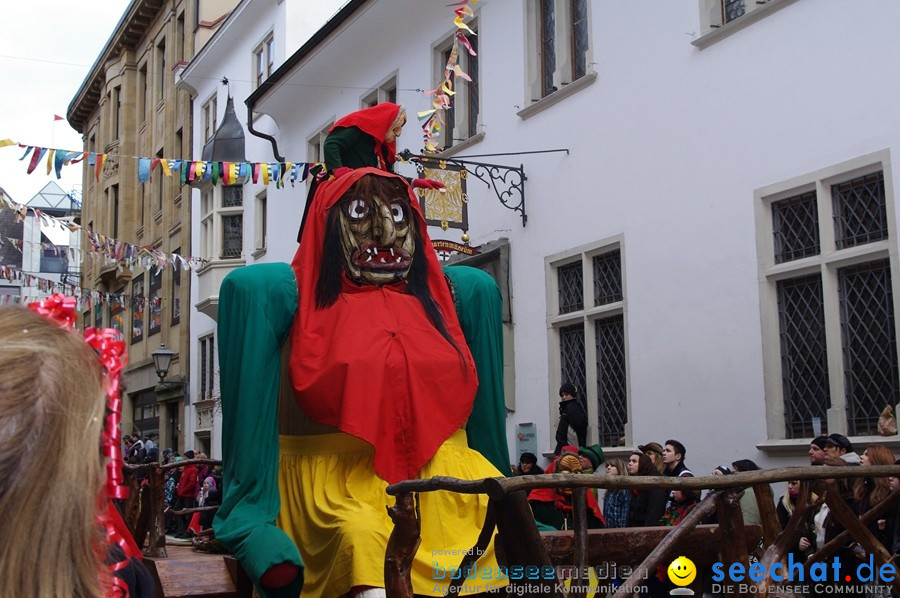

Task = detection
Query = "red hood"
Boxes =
[288,168,477,483]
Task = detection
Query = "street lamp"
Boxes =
[151,343,175,383]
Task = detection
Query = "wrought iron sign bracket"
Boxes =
[401,150,528,227]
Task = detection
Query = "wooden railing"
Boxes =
[122,458,222,558]
[385,465,900,598]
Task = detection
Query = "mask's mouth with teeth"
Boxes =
[351,241,411,271]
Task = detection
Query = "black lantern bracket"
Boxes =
[400,150,541,227]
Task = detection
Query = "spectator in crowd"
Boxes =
[853,445,895,561]
[889,460,900,560]
[810,456,858,598]
[144,435,156,452]
[0,304,153,597]
[554,383,587,454]
[188,476,220,536]
[174,450,199,538]
[639,442,666,474]
[514,452,544,476]
[809,435,829,465]
[626,451,667,527]
[824,433,861,465]
[164,466,181,535]
[731,459,770,526]
[662,440,693,477]
[528,447,605,530]
[195,451,210,495]
[654,487,702,596]
[602,458,631,528]
[578,444,604,474]
[127,434,145,464]
[777,480,819,564]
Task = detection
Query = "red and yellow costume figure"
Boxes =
[214,167,508,598]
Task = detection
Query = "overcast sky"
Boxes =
[0,1,131,204]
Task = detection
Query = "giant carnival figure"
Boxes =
[213,102,510,598]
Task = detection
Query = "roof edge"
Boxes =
[244,0,368,110]
[66,0,160,134]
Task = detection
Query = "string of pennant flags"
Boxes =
[0,264,172,313]
[419,0,478,153]
[0,191,206,272]
[0,139,327,189]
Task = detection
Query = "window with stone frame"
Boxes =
[148,268,162,336]
[254,190,267,253]
[547,238,628,447]
[253,32,275,89]
[199,334,216,401]
[525,0,591,104]
[695,0,797,45]
[171,248,181,325]
[360,75,397,108]
[199,185,244,261]
[433,22,479,150]
[307,120,334,175]
[131,274,144,343]
[756,151,900,440]
[202,93,217,142]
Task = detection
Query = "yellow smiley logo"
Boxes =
[667,556,696,586]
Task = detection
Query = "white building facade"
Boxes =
[187,0,900,473]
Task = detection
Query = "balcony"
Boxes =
[195,258,244,321]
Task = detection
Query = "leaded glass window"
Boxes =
[200,336,208,400]
[149,269,162,335]
[723,0,745,23]
[593,250,622,306]
[833,171,887,250]
[777,274,829,439]
[223,185,243,208]
[467,33,479,137]
[772,191,819,264]
[540,0,556,97]
[222,215,243,258]
[596,315,626,447]
[839,259,900,435]
[571,0,588,81]
[560,323,586,405]
[558,261,583,314]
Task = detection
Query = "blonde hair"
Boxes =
[0,306,107,597]
[605,457,629,476]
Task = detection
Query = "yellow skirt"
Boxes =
[278,429,507,598]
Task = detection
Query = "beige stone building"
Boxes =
[67,0,234,454]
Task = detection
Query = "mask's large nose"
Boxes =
[371,197,397,246]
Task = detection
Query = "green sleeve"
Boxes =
[323,127,379,171]
[213,263,303,598]
[443,265,512,475]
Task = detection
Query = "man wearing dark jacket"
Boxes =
[662,440,693,477]
[554,383,587,454]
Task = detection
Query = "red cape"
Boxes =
[289,168,477,483]
[328,102,402,168]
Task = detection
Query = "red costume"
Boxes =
[288,167,477,484]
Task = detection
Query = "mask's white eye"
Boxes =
[348,199,368,220]
[390,202,405,223]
